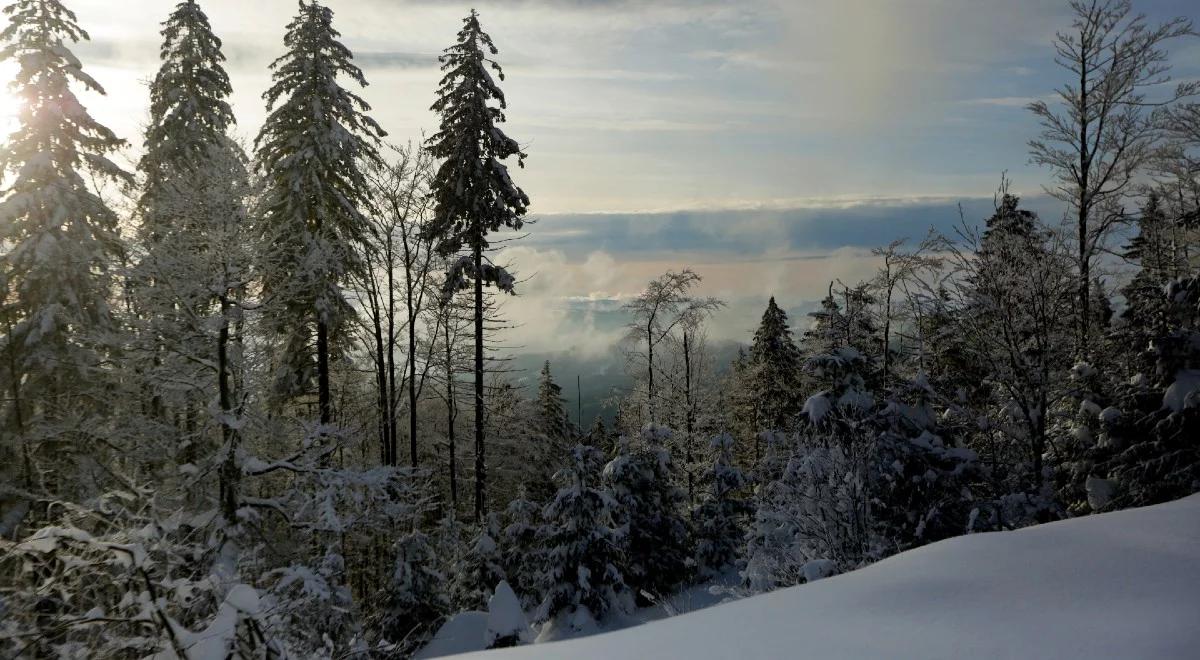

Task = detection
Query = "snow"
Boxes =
[450,494,1200,659]
[802,392,832,423]
[485,581,531,647]
[1162,370,1200,413]
[801,559,837,582]
[1085,476,1116,511]
[416,612,489,659]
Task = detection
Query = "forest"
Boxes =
[0,0,1198,658]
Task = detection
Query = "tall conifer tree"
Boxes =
[748,297,803,432]
[0,0,129,490]
[425,9,529,520]
[255,0,384,426]
[132,0,241,441]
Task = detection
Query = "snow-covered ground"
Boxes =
[446,494,1200,659]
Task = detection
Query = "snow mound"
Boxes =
[416,612,488,659]
[486,581,532,647]
[1163,370,1200,413]
[451,494,1200,659]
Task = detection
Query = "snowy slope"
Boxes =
[454,494,1200,659]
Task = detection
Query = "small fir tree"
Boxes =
[535,444,630,627]
[602,427,692,602]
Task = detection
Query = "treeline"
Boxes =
[0,0,1198,658]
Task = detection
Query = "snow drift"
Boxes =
[452,494,1200,659]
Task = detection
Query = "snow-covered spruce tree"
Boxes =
[128,1,254,519]
[693,432,750,579]
[726,347,763,464]
[424,8,529,521]
[0,0,131,499]
[742,429,806,592]
[1115,193,1189,377]
[744,340,981,590]
[254,0,383,425]
[535,444,630,630]
[868,375,982,551]
[747,297,803,432]
[377,526,449,654]
[1077,235,1200,511]
[603,427,692,603]
[130,0,240,444]
[802,283,882,387]
[449,513,508,612]
[921,193,1075,525]
[485,580,532,649]
[267,464,439,656]
[538,360,575,449]
[501,490,544,610]
[267,542,359,655]
[587,415,615,457]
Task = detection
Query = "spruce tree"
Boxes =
[380,528,448,652]
[537,361,573,447]
[449,513,508,611]
[748,297,803,432]
[587,415,614,457]
[694,433,750,578]
[425,9,529,520]
[139,0,234,215]
[501,492,543,609]
[132,0,249,498]
[602,429,692,602]
[1118,193,1184,372]
[255,0,383,426]
[536,444,629,626]
[0,0,130,492]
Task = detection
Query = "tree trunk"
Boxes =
[370,287,390,464]
[1077,50,1092,361]
[683,331,695,508]
[4,315,29,488]
[408,270,419,467]
[217,297,240,525]
[387,238,399,466]
[473,243,486,521]
[1078,216,1090,360]
[882,284,893,380]
[446,317,458,515]
[646,326,655,425]
[317,317,332,426]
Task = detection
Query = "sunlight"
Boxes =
[0,60,18,136]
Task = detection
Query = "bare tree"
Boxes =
[355,144,438,467]
[1027,0,1196,358]
[622,269,722,427]
[871,236,941,381]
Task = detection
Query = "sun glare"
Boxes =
[0,60,19,135]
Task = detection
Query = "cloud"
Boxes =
[354,51,440,69]
[490,193,1066,355]
[522,194,1064,258]
[958,96,1039,108]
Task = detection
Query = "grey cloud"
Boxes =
[355,51,440,69]
[524,195,1066,259]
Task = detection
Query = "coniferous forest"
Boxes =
[1,0,1198,658]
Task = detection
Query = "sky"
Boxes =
[28,0,1200,379]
